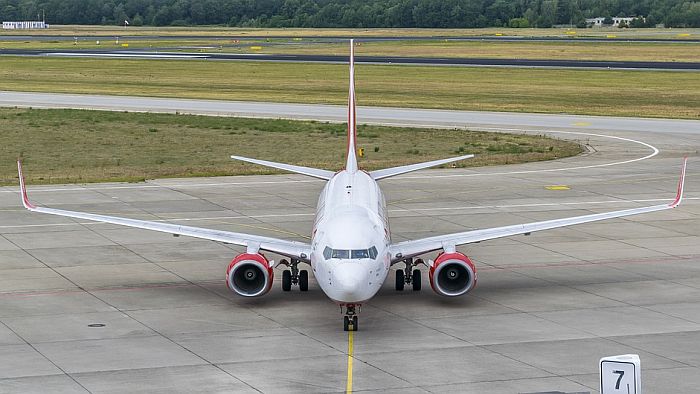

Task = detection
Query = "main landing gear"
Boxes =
[342,304,359,331]
[395,258,423,292]
[279,258,308,292]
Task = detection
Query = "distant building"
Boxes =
[586,17,635,27]
[2,21,49,29]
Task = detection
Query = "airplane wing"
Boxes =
[17,161,312,261]
[231,155,334,180]
[389,158,688,263]
[370,154,474,180]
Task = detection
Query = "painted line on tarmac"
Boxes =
[0,130,660,193]
[47,52,210,59]
[0,179,318,193]
[0,197,696,230]
[391,130,660,180]
[346,330,354,394]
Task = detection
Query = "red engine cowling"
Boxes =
[429,252,477,297]
[226,253,273,297]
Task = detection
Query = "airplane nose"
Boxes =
[332,263,368,300]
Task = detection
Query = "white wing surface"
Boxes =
[390,158,688,262]
[17,161,311,260]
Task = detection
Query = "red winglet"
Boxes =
[669,156,688,208]
[17,160,36,210]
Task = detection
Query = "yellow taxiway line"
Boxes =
[346,330,354,393]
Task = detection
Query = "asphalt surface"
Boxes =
[2,91,699,135]
[3,47,700,70]
[0,94,699,393]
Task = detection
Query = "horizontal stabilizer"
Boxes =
[370,154,474,180]
[231,155,334,180]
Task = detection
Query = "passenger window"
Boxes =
[351,249,369,259]
[323,246,332,260]
[369,246,378,259]
[332,249,349,259]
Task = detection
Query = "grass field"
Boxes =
[2,25,698,39]
[1,108,582,185]
[3,37,699,63]
[259,40,700,62]
[1,57,698,119]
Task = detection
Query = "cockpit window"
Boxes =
[332,249,349,259]
[351,249,369,259]
[369,246,378,259]
[323,246,379,260]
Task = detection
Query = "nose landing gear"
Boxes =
[395,258,424,291]
[342,304,359,331]
[279,259,309,292]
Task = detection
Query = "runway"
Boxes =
[0,96,699,393]
[3,48,699,70]
[3,34,700,43]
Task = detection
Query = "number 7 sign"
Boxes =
[600,354,641,394]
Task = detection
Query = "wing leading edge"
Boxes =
[17,161,311,261]
[390,158,688,262]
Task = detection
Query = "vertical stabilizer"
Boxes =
[345,39,358,173]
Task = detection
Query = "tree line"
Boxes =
[1,0,699,28]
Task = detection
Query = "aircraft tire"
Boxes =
[395,270,405,291]
[282,270,292,291]
[299,270,309,291]
[412,269,422,291]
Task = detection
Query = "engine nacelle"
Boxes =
[226,253,273,297]
[429,252,477,297]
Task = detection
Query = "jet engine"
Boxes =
[226,253,273,297]
[429,252,477,297]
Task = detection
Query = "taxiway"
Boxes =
[0,102,698,393]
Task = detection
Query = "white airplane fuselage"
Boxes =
[310,170,391,304]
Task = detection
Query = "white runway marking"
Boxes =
[393,130,659,180]
[1,197,696,230]
[47,52,210,59]
[0,131,660,193]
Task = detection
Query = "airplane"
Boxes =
[17,40,687,331]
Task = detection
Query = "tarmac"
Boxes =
[0,101,699,393]
[3,48,700,70]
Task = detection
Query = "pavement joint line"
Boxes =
[367,302,563,386]
[0,236,99,392]
[600,333,699,369]
[528,306,700,371]
[44,190,270,394]
[0,320,95,393]
[82,185,356,384]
